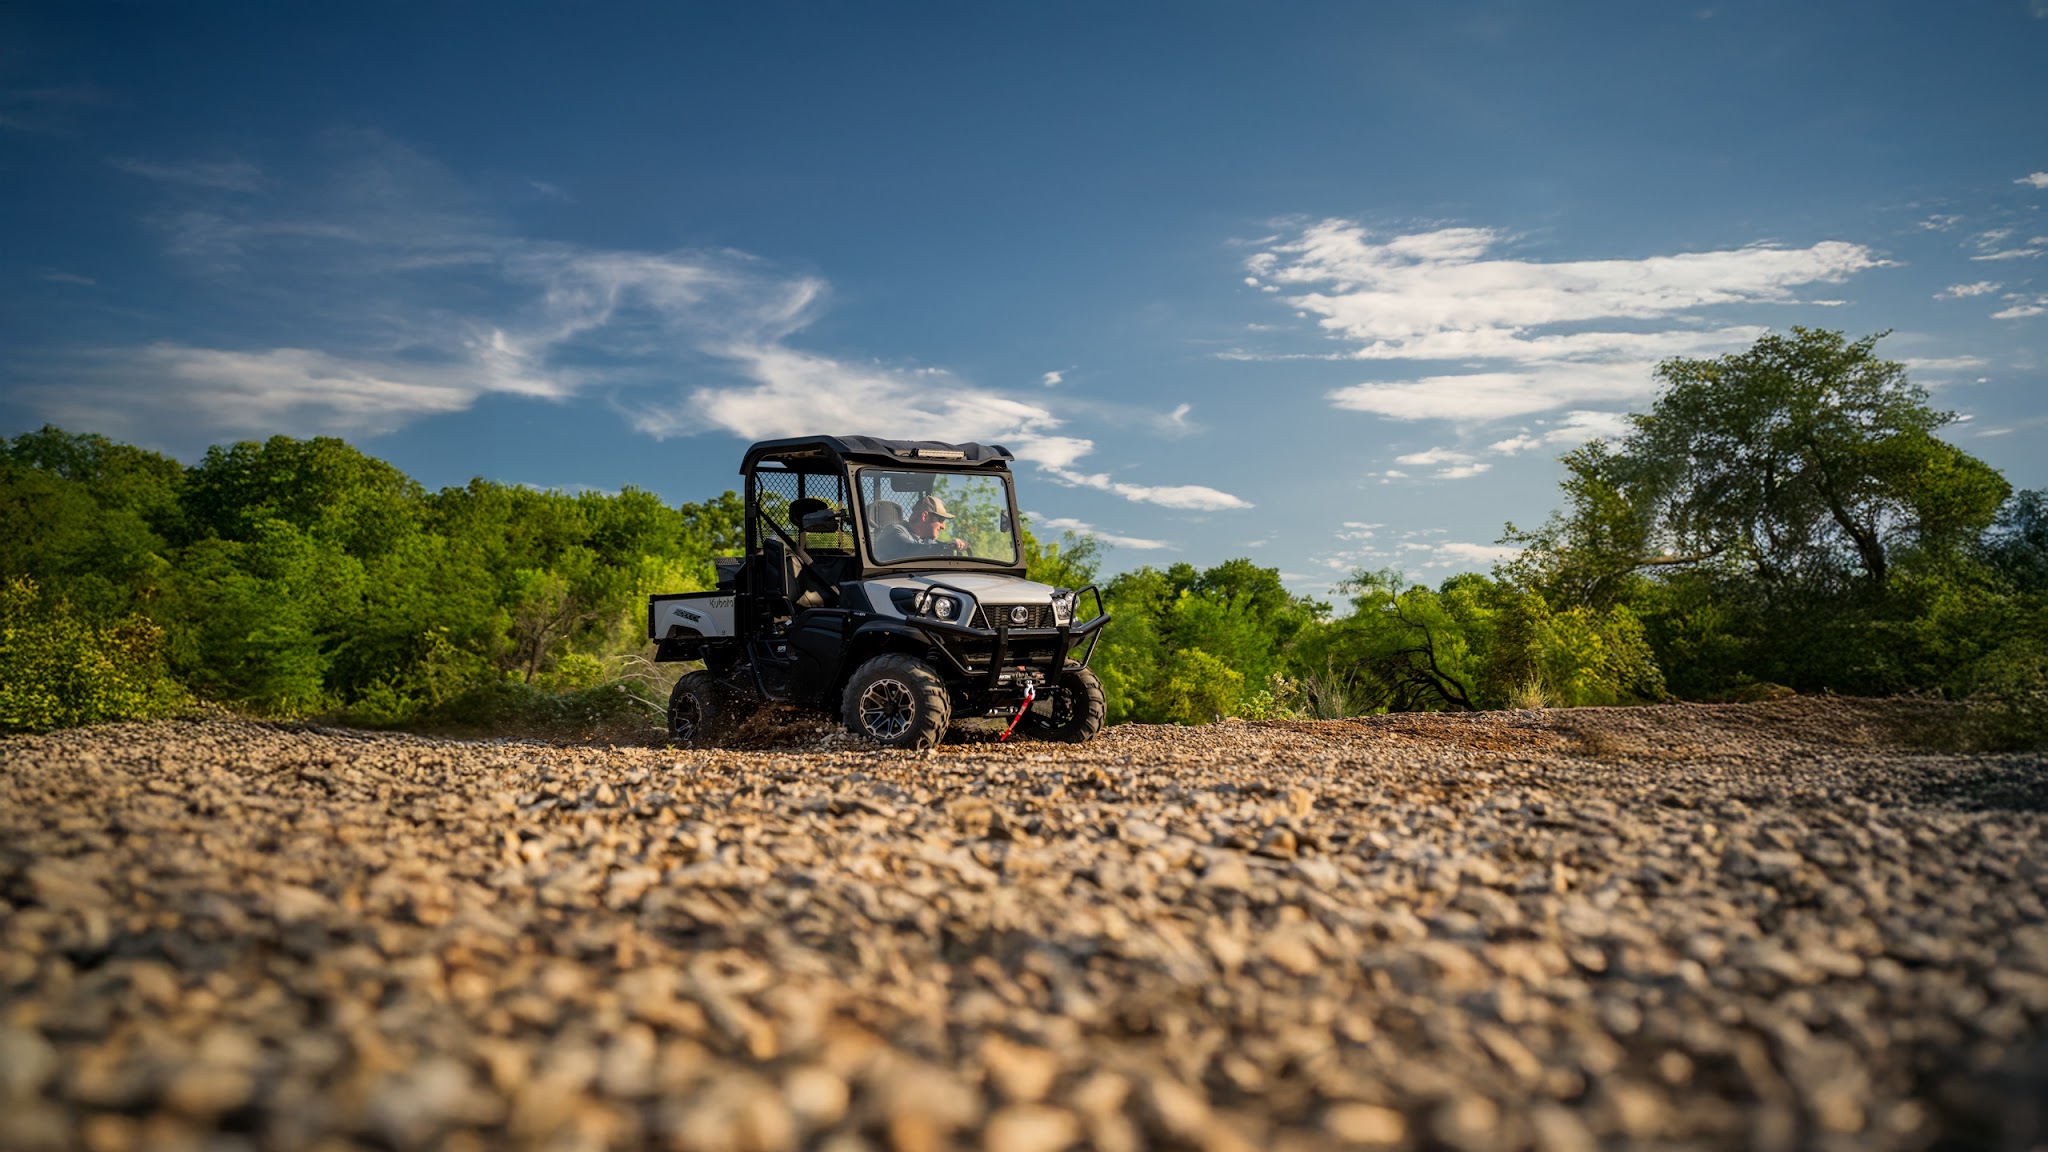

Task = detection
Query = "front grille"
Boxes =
[972,603,1053,629]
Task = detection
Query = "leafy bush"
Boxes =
[0,578,187,731]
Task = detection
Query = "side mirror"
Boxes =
[1000,511,1013,533]
[799,508,843,532]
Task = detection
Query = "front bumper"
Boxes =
[901,611,1109,695]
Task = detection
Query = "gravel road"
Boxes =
[2,698,2044,1151]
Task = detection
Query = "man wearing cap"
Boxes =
[909,495,969,555]
[869,495,966,562]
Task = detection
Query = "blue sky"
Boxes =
[4,2,2045,596]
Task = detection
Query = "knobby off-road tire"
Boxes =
[668,670,746,747]
[1021,664,1106,744]
[842,653,951,751]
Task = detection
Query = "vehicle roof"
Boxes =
[742,435,1015,473]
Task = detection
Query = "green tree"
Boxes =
[0,578,187,731]
[1091,559,1326,723]
[1509,329,2016,697]
[1519,329,2007,597]
[1,428,184,619]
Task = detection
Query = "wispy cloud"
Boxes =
[1488,410,1632,455]
[0,84,107,136]
[1039,464,1253,510]
[1308,523,1519,577]
[1431,541,1522,567]
[1968,228,2046,262]
[1041,370,1064,386]
[1970,242,2046,262]
[22,130,1249,511]
[1393,447,1474,467]
[1329,362,1656,421]
[1918,214,1964,232]
[1937,281,2002,299]
[22,344,483,440]
[110,157,264,192]
[2018,172,2048,190]
[1024,512,1172,551]
[1993,294,2048,320]
[1435,463,1491,480]
[1386,447,1492,479]
[1245,220,1879,422]
[1899,355,1988,374]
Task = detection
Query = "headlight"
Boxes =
[932,595,958,621]
[1050,590,1075,626]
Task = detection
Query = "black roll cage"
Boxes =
[741,436,1027,583]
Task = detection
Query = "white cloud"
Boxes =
[1024,512,1171,551]
[2018,173,2048,190]
[1434,463,1491,479]
[1393,446,1473,466]
[1543,409,1633,445]
[1041,370,1064,387]
[1968,229,2045,261]
[20,344,482,440]
[35,132,1250,512]
[1487,411,1629,455]
[1970,243,2046,262]
[1431,541,1522,567]
[1329,361,1654,421]
[1040,465,1253,511]
[1937,281,2002,299]
[641,342,1046,442]
[1993,295,2048,320]
[1900,355,1989,374]
[1258,221,1876,351]
[1918,214,1964,231]
[1254,220,1877,425]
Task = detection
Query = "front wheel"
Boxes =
[842,653,952,751]
[1020,664,1106,743]
[669,670,744,747]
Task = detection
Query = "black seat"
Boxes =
[765,521,836,610]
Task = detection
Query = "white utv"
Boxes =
[647,436,1109,750]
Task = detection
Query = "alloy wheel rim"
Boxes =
[672,695,702,740]
[1049,686,1076,728]
[858,678,916,739]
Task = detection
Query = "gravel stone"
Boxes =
[2,697,2043,1149]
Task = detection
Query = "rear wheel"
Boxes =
[669,670,744,747]
[842,653,951,751]
[1021,664,1106,743]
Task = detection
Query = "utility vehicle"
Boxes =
[647,435,1109,750]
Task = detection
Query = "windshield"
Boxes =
[859,469,1018,565]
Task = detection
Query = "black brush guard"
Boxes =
[899,583,1108,695]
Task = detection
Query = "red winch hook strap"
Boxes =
[998,681,1036,742]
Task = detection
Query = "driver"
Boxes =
[910,495,969,554]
